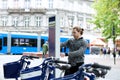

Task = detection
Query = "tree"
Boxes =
[92,0,120,64]
[92,0,120,39]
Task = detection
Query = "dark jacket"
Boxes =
[60,37,87,66]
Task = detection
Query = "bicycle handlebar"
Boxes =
[79,63,111,71]
[55,64,71,70]
[43,57,69,64]
[53,59,69,64]
[42,57,71,70]
[92,63,111,70]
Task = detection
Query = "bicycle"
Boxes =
[19,57,111,80]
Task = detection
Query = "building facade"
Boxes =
[0,0,97,34]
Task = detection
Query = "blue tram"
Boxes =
[0,32,90,55]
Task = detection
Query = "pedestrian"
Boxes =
[103,47,107,55]
[60,26,87,75]
[100,48,103,55]
[107,47,111,55]
[42,41,48,58]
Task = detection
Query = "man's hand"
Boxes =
[60,53,65,57]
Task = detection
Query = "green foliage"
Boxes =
[92,0,120,39]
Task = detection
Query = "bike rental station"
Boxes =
[3,15,111,80]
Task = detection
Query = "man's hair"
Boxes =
[73,26,84,35]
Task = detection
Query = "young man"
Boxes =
[60,26,87,75]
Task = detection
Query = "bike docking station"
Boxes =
[48,15,61,78]
[22,15,61,77]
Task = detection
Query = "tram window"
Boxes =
[20,39,25,46]
[0,39,2,50]
[29,39,37,47]
[11,38,19,46]
[25,39,29,46]
[41,39,45,47]
[60,47,62,52]
[3,37,7,46]
[12,38,37,47]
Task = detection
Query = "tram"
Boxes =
[0,32,90,55]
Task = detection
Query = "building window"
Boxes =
[24,16,30,27]
[78,17,83,28]
[2,0,7,9]
[36,0,42,8]
[1,16,8,27]
[35,16,42,27]
[60,17,64,27]
[48,0,53,9]
[12,16,19,27]
[24,0,30,9]
[14,0,19,9]
[68,16,74,27]
[86,18,91,30]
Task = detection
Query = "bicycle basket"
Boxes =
[3,60,22,78]
[20,66,43,80]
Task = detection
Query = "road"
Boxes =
[0,54,120,80]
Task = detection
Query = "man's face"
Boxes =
[72,29,80,39]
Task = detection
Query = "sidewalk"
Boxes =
[85,54,120,80]
[85,54,120,68]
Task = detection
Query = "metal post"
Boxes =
[113,37,116,64]
[37,33,41,52]
[7,32,11,54]
[112,26,116,64]
[55,14,60,58]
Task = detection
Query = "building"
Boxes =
[0,0,97,32]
